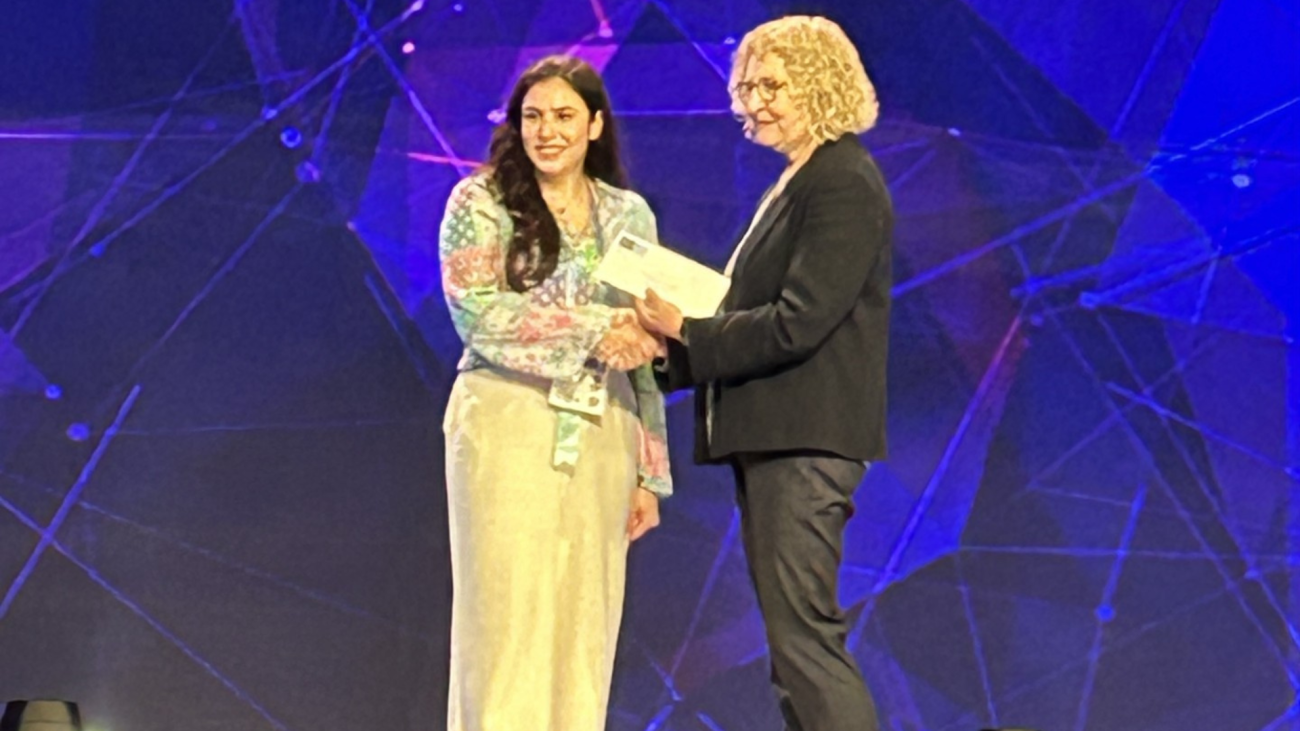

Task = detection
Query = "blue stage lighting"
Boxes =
[296,161,321,183]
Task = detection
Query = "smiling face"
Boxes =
[732,52,812,156]
[519,76,605,180]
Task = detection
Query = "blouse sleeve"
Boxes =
[439,176,614,380]
[622,196,673,497]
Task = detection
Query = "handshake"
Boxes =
[596,309,664,371]
[596,289,687,371]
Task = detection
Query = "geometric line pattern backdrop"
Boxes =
[1,1,1297,730]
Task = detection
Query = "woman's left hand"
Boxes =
[627,487,661,542]
[633,289,685,342]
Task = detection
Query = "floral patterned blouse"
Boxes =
[438,173,672,497]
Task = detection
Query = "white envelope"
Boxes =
[595,232,731,318]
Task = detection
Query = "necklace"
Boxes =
[549,180,595,239]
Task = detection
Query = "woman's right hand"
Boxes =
[596,311,660,371]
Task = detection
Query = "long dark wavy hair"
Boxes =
[485,55,627,292]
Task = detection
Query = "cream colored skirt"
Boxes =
[443,367,639,731]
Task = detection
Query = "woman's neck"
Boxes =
[783,136,818,173]
[537,169,589,209]
[770,137,817,196]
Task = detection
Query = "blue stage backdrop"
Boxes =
[1,1,1297,730]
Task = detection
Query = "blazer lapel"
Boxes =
[729,188,794,283]
[726,137,847,288]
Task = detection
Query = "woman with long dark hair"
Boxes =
[438,55,671,730]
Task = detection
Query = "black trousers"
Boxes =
[732,451,880,731]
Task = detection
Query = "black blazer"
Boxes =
[659,134,893,464]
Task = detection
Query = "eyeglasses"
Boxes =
[730,77,788,103]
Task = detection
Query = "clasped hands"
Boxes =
[595,289,686,371]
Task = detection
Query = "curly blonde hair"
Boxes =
[729,16,880,143]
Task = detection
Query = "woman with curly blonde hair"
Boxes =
[636,16,891,731]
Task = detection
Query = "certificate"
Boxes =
[595,232,731,318]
